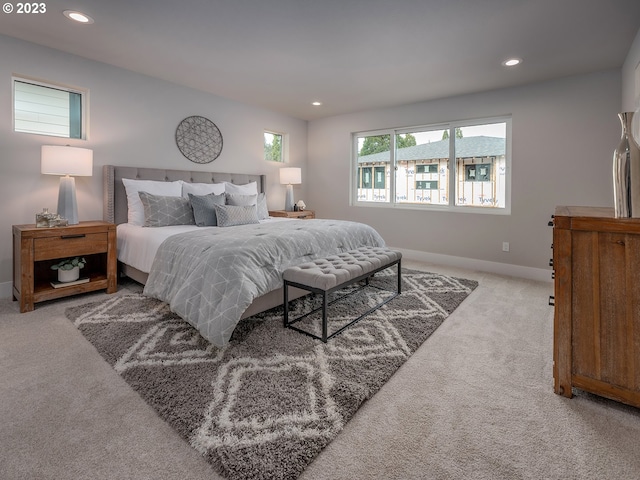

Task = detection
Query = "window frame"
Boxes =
[351,116,512,215]
[12,75,89,140]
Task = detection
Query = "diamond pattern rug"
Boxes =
[65,268,477,480]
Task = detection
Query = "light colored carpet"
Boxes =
[1,260,639,480]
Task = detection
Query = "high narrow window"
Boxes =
[13,77,86,139]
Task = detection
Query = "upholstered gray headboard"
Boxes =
[103,165,266,225]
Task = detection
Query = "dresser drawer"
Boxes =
[34,232,108,261]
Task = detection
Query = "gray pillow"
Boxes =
[225,193,257,206]
[225,192,269,220]
[256,193,269,220]
[139,192,195,227]
[188,192,226,226]
[214,204,260,227]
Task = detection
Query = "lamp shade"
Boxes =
[279,167,301,185]
[41,146,93,176]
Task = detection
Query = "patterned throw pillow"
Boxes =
[188,193,226,226]
[225,193,269,220]
[213,204,260,227]
[256,193,269,220]
[139,192,195,227]
[122,178,183,226]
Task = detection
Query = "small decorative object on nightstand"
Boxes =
[269,210,315,220]
[12,220,117,312]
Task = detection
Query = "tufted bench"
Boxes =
[282,246,402,342]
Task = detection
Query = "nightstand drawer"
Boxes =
[34,233,108,261]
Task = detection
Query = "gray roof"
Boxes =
[358,136,505,164]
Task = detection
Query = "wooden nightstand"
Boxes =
[13,221,117,312]
[269,210,316,219]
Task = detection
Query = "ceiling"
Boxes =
[1,0,639,121]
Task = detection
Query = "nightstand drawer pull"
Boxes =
[61,234,86,239]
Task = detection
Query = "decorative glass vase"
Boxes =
[613,112,640,218]
[36,208,56,227]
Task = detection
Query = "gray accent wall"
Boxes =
[0,35,307,295]
[307,70,622,276]
[622,28,640,111]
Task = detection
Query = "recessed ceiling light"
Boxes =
[311,101,322,106]
[63,10,94,24]
[502,58,522,67]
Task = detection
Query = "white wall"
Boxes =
[307,70,622,278]
[0,35,308,296]
[622,27,640,111]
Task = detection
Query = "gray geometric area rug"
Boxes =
[65,269,477,480]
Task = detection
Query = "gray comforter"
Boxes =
[143,219,385,346]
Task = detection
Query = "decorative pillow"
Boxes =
[224,181,258,195]
[139,192,195,227]
[225,193,258,206]
[225,192,268,220]
[182,182,225,198]
[188,192,226,226]
[213,204,260,227]
[257,193,269,220]
[122,178,183,226]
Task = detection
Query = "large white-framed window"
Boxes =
[13,76,88,139]
[352,116,511,214]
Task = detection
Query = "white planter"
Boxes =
[58,266,80,283]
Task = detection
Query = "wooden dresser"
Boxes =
[552,206,640,408]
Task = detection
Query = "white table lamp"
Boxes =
[41,146,93,225]
[279,167,301,211]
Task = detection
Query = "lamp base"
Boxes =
[57,175,79,225]
[284,184,295,212]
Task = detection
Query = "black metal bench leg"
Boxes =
[397,259,402,294]
[322,291,328,343]
[283,281,289,327]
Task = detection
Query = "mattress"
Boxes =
[116,218,291,273]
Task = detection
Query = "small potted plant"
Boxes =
[51,257,86,283]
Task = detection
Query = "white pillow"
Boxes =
[224,181,258,195]
[122,178,183,226]
[182,182,226,198]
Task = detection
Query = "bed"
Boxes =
[103,165,386,346]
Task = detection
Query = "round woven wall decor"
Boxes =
[175,116,223,164]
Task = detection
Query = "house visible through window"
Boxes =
[13,77,86,139]
[264,131,284,162]
[353,117,510,213]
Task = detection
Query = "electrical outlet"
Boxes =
[502,242,510,252]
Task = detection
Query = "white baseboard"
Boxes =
[1,281,13,300]
[395,247,553,283]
